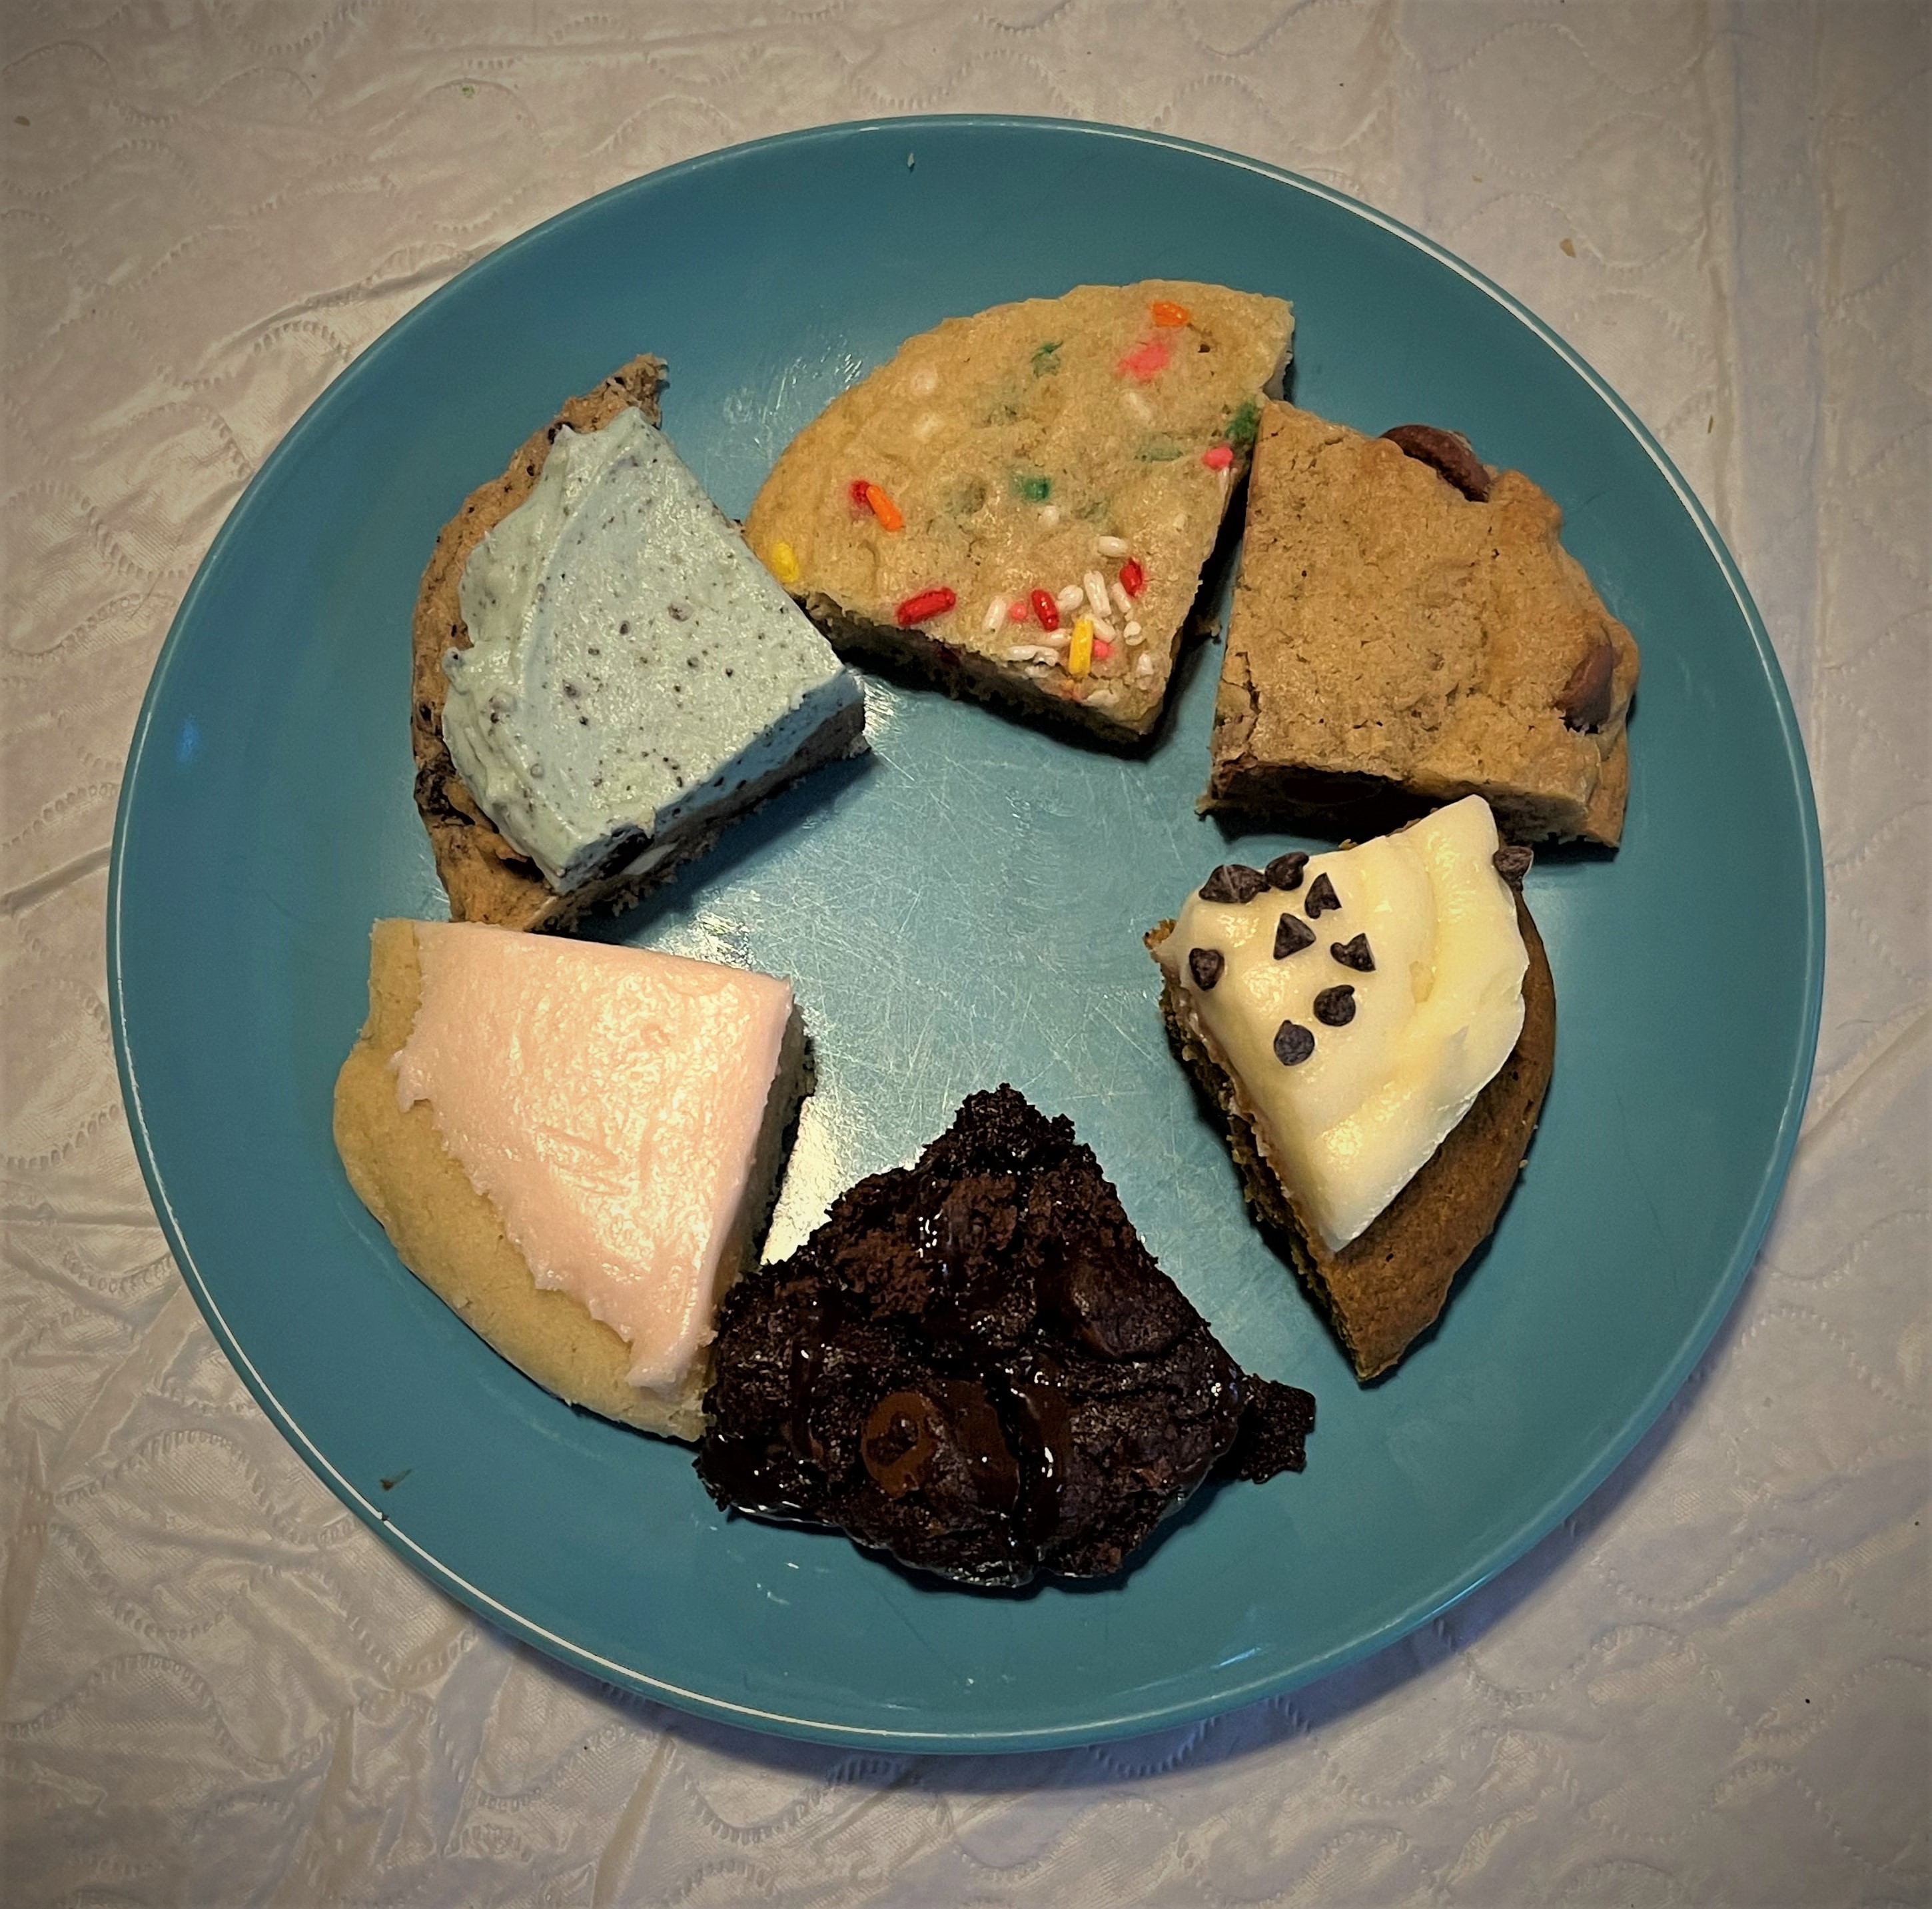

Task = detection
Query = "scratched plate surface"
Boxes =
[109,119,1821,1751]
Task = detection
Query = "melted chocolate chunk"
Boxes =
[1189,947,1225,991]
[1273,1019,1316,1065]
[1314,984,1357,1027]
[1492,844,1534,886]
[1382,423,1492,502]
[1330,932,1376,972]
[1199,862,1268,905]
[1265,851,1308,892]
[1274,914,1315,959]
[696,1087,1314,1587]
[1304,872,1341,918]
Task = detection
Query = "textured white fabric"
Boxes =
[3,3,1927,1904]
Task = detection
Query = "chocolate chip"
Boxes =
[1492,844,1534,886]
[1265,851,1308,892]
[1558,637,1617,731]
[1314,985,1356,1027]
[1199,863,1268,905]
[861,1391,941,1497]
[1304,872,1340,918]
[1188,948,1224,991]
[1273,1019,1316,1065]
[1274,914,1314,959]
[1382,424,1492,502]
[1330,932,1375,972]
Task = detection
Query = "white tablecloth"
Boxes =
[3,5,1926,1903]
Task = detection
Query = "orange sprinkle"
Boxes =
[863,482,904,532]
[1149,299,1191,328]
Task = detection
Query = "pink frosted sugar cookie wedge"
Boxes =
[332,920,809,1441]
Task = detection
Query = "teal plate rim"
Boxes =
[107,115,1825,1752]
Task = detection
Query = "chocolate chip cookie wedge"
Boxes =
[744,283,1292,745]
[1149,798,1556,1381]
[1206,401,1639,844]
[413,356,865,931]
[694,1087,1314,1588]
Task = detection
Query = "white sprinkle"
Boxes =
[1007,644,1049,662]
[1135,652,1155,680]
[983,594,1011,632]
[1169,510,1188,532]
[1092,614,1118,643]
[1217,467,1230,502]
[908,365,939,396]
[913,410,943,442]
[1123,389,1153,422]
[1055,584,1085,614]
[1087,687,1121,708]
[1124,620,1143,643]
[1039,504,1061,527]
[1095,535,1130,558]
[1083,570,1111,620]
[1109,578,1134,618]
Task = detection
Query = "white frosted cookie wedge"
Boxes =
[1149,798,1556,1379]
[744,282,1292,743]
[414,358,865,932]
[332,920,809,1440]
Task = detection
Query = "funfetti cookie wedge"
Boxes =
[1149,798,1556,1380]
[745,283,1292,744]
[413,357,865,932]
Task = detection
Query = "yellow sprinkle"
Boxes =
[1067,616,1094,678]
[769,540,801,589]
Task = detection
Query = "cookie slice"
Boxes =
[1207,402,1639,844]
[1149,798,1556,1379]
[332,920,809,1441]
[744,283,1292,744]
[695,1086,1314,1587]
[413,358,865,931]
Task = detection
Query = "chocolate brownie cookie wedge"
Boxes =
[695,1087,1314,1587]
[1206,402,1638,844]
[745,283,1291,745]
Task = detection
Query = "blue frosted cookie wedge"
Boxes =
[412,358,865,930]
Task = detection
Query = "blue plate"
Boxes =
[109,119,1822,1751]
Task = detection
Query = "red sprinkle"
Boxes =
[1119,558,1146,597]
[1202,443,1235,470]
[896,586,957,628]
[1008,597,1031,622]
[1116,338,1171,381]
[849,478,873,507]
[1092,638,1114,661]
[1029,588,1060,632]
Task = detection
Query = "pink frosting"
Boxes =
[393,923,792,1393]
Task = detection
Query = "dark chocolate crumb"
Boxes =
[1314,985,1356,1027]
[1265,851,1308,892]
[618,622,630,636]
[1274,914,1315,959]
[668,602,691,621]
[1304,872,1341,918]
[1188,948,1225,991]
[1274,1019,1316,1065]
[1199,863,1268,905]
[1492,844,1534,886]
[1330,933,1375,972]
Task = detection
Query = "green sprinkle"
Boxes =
[461,83,475,97]
[1031,340,1061,375]
[1138,437,1183,463]
[1013,472,1053,503]
[1228,398,1261,448]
